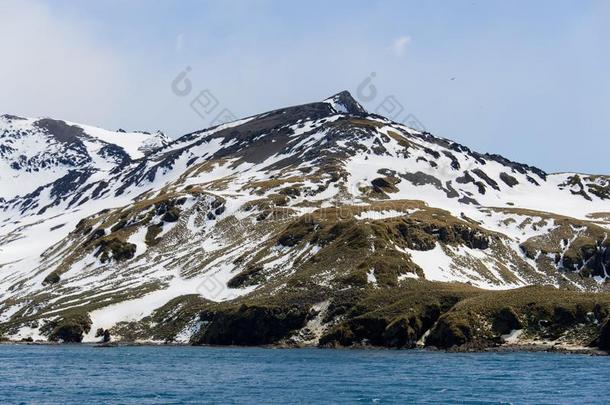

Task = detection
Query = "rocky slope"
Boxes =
[1,92,609,350]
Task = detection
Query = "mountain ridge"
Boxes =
[0,114,170,201]
[1,91,609,350]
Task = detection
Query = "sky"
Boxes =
[0,0,608,174]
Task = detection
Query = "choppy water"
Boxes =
[0,345,607,404]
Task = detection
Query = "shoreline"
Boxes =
[2,340,608,356]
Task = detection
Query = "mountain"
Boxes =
[1,92,610,351]
[0,114,170,202]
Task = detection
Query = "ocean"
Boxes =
[0,345,607,404]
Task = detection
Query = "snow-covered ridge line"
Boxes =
[0,114,170,201]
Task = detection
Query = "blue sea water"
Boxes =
[0,345,607,404]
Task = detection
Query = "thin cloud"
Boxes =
[175,33,185,53]
[391,36,411,56]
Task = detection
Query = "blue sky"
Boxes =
[0,0,608,173]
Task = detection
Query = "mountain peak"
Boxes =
[324,90,367,115]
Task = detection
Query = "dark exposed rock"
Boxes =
[384,305,441,348]
[95,328,111,343]
[42,271,61,285]
[456,170,489,194]
[325,90,367,115]
[162,207,181,222]
[381,317,418,348]
[426,317,473,348]
[371,176,399,193]
[194,304,308,345]
[492,307,522,335]
[34,118,87,148]
[553,306,578,326]
[442,151,461,170]
[94,238,137,263]
[599,319,610,350]
[559,237,610,278]
[318,324,356,347]
[444,181,459,199]
[227,265,265,288]
[43,313,92,343]
[87,228,105,241]
[1,114,26,121]
[456,171,475,185]
[210,199,224,210]
[458,196,480,205]
[50,223,65,231]
[98,144,131,168]
[526,175,540,186]
[423,147,441,159]
[481,153,546,181]
[110,219,128,232]
[500,172,519,187]
[472,169,500,191]
[145,224,163,246]
[401,171,442,189]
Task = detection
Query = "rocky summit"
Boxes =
[1,92,610,350]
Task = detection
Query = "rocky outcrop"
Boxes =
[94,238,137,263]
[42,313,92,343]
[194,304,309,346]
[425,287,610,350]
[599,319,610,350]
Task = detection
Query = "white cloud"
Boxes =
[391,36,411,56]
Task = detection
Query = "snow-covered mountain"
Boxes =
[1,92,609,349]
[0,114,170,201]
